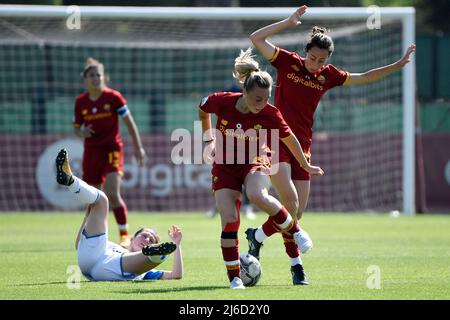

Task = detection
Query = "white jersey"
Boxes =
[77,229,164,281]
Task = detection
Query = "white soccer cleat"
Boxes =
[293,229,313,254]
[229,277,246,289]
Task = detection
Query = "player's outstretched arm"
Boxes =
[281,134,324,176]
[250,5,307,60]
[160,225,183,280]
[345,44,416,86]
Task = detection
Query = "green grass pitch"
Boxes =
[0,212,449,300]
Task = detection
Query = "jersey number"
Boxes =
[108,151,120,168]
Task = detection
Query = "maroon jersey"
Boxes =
[270,47,349,144]
[73,88,127,147]
[199,92,292,165]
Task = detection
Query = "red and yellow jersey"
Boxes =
[73,88,128,147]
[199,92,292,164]
[270,47,349,144]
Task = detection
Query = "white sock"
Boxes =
[255,227,267,243]
[68,176,100,205]
[290,257,302,266]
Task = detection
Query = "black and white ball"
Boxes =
[239,253,262,287]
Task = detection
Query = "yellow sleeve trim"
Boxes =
[269,47,280,63]
[280,132,293,141]
[343,72,350,85]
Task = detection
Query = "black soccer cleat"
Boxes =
[55,149,74,186]
[291,264,309,285]
[142,242,177,256]
[245,228,263,260]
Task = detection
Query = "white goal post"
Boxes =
[0,5,415,214]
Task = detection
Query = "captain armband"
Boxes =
[117,105,130,118]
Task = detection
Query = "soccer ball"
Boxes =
[239,253,262,287]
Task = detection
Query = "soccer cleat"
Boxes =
[245,228,263,260]
[142,242,177,257]
[119,234,131,249]
[293,228,313,254]
[291,264,309,285]
[229,277,246,289]
[55,149,74,186]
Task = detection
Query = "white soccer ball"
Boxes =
[239,253,262,287]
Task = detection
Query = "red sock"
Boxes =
[221,246,240,281]
[272,207,299,234]
[262,216,280,237]
[282,233,300,258]
[113,205,128,236]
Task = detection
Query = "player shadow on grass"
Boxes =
[13,280,91,287]
[115,285,226,294]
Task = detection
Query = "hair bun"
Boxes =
[311,26,327,36]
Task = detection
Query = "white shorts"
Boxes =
[77,229,135,281]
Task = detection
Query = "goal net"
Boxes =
[0,5,415,213]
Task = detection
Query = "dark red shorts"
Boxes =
[82,144,124,185]
[212,163,267,193]
[278,142,312,181]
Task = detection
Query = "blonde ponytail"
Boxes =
[233,47,273,91]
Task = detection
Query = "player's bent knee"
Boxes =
[96,191,109,208]
[246,191,267,208]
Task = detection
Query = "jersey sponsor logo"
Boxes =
[84,112,112,121]
[287,73,324,91]
[219,127,259,142]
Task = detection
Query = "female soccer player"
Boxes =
[198,48,324,289]
[73,57,147,248]
[247,5,416,272]
[56,148,183,281]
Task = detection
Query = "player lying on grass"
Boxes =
[56,148,183,281]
